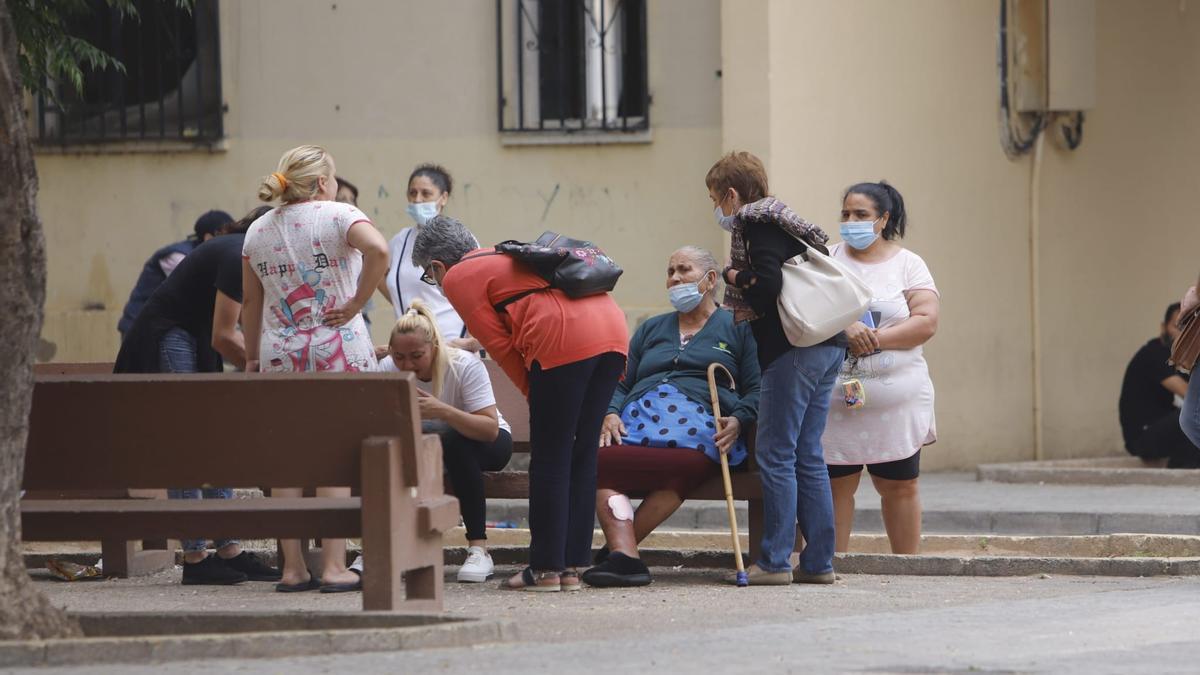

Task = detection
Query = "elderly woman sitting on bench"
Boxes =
[585,246,761,587]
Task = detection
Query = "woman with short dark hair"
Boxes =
[708,151,847,586]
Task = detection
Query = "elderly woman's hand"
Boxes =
[599,414,626,447]
[714,416,741,454]
[844,321,880,357]
[447,337,482,352]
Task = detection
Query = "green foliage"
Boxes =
[10,0,190,100]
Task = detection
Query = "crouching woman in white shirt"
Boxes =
[377,300,513,582]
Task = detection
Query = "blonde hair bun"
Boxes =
[258,145,333,204]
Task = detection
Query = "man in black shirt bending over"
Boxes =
[1118,302,1199,468]
[115,207,280,584]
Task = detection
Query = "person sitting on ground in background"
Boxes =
[378,163,479,351]
[822,181,940,555]
[413,215,628,592]
[1119,302,1199,468]
[349,300,513,583]
[117,209,233,339]
[113,205,278,586]
[243,145,390,593]
[585,246,760,588]
[711,150,846,586]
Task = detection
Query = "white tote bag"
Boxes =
[776,238,872,347]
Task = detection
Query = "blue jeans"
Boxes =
[1182,375,1200,448]
[158,328,237,554]
[754,344,845,574]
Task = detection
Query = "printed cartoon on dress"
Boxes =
[265,266,362,372]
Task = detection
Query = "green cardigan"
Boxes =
[608,308,761,434]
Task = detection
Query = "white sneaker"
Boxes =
[349,554,364,576]
[457,546,494,583]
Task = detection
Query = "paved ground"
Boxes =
[16,472,1200,672]
[15,568,1200,674]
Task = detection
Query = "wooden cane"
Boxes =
[708,362,748,587]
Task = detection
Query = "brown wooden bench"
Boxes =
[21,371,458,611]
[479,361,767,562]
[25,362,177,577]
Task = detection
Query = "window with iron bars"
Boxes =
[35,0,223,146]
[497,0,649,134]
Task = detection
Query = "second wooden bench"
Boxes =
[478,361,767,562]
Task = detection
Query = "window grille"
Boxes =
[35,0,223,145]
[497,0,649,133]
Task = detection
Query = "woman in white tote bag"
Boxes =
[707,151,849,586]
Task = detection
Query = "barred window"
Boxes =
[497,0,649,133]
[36,0,223,146]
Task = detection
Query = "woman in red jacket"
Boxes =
[413,216,628,592]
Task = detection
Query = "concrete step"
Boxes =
[483,500,1200,536]
[485,471,1200,536]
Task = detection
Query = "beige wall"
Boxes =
[722,0,1200,469]
[36,0,1200,469]
[1037,1,1200,459]
[37,0,723,359]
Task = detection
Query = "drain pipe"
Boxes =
[1029,130,1046,461]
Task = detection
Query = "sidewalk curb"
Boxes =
[976,463,1200,487]
[835,553,1200,577]
[453,547,1200,578]
[0,613,517,668]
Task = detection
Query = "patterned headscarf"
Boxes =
[723,197,829,323]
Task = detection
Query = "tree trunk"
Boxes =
[0,0,81,640]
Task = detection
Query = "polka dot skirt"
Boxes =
[619,384,748,466]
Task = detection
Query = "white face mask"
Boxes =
[714,205,738,232]
[407,201,440,226]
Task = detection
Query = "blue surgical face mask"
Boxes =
[669,273,714,313]
[714,205,738,232]
[669,282,704,313]
[840,220,880,250]
[407,201,440,226]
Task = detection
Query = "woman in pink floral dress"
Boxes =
[242,145,389,592]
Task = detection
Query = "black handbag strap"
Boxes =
[459,250,545,314]
[493,288,541,314]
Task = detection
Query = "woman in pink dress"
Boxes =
[822,181,940,555]
[242,145,389,592]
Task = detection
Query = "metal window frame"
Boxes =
[496,0,650,134]
[34,0,224,147]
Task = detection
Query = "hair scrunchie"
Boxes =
[271,172,289,192]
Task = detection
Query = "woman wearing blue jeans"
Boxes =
[708,151,846,585]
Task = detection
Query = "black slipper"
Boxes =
[581,552,652,588]
[274,577,320,593]
[319,579,363,593]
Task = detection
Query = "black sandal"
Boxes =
[274,576,320,593]
[498,567,561,592]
